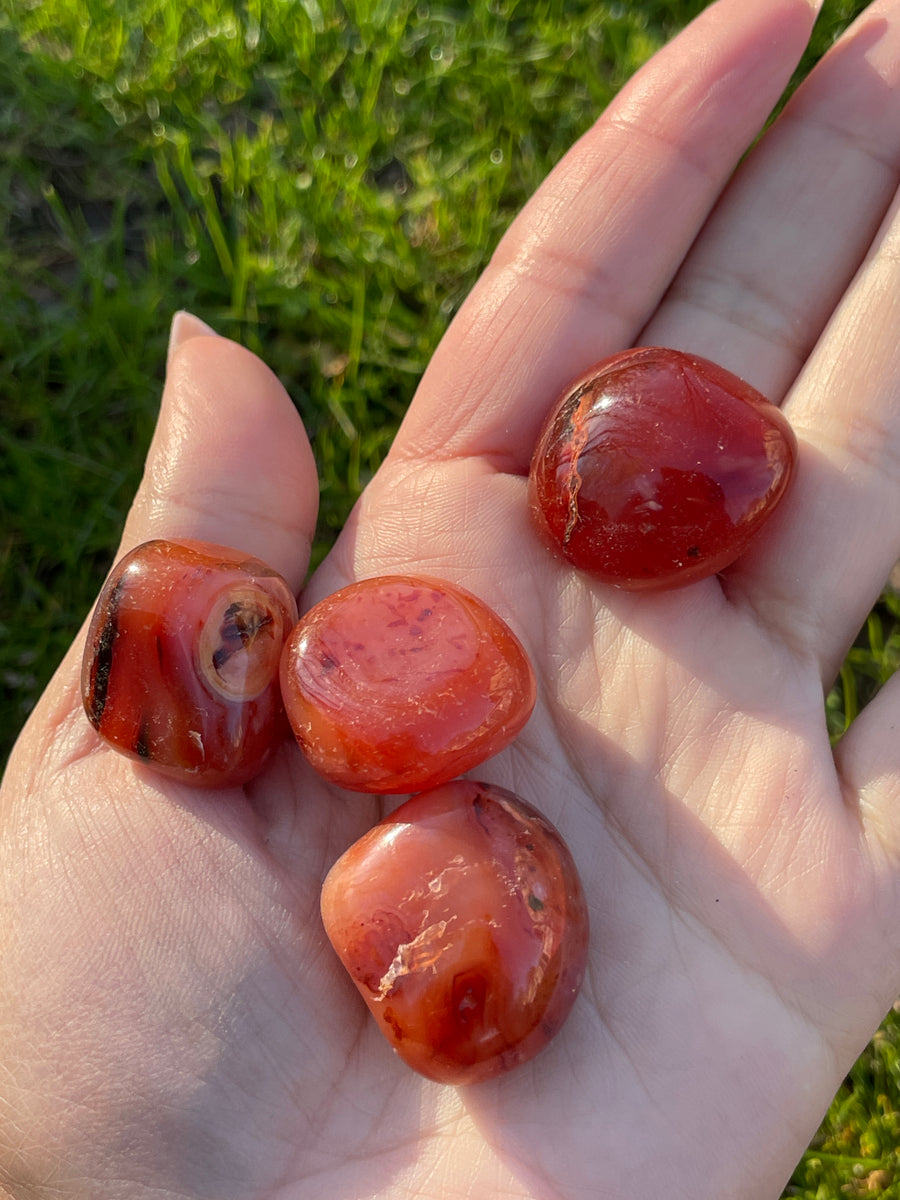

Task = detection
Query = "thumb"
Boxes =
[122,312,319,593]
[3,315,319,783]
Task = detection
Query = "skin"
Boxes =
[3,0,900,1195]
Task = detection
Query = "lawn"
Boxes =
[2,0,898,1194]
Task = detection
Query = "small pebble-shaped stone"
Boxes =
[280,575,536,793]
[529,347,797,589]
[82,539,297,787]
[321,780,589,1084]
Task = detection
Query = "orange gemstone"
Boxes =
[321,780,588,1084]
[529,347,797,589]
[280,575,535,793]
[82,539,297,787]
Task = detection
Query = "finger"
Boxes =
[627,0,900,676]
[642,0,900,401]
[835,666,900,872]
[730,186,900,684]
[389,0,822,471]
[8,314,320,767]
[123,311,319,594]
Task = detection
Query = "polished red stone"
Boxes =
[529,347,797,589]
[321,780,588,1084]
[82,539,298,787]
[280,575,536,793]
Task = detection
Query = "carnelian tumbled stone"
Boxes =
[280,575,535,794]
[82,539,298,787]
[529,347,797,590]
[321,780,588,1084]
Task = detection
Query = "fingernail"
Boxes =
[167,310,220,369]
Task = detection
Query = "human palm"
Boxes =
[5,1,900,1196]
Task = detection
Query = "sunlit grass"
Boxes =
[1,0,893,1193]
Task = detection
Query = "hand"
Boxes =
[4,0,900,1196]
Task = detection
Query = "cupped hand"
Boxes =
[5,1,900,1197]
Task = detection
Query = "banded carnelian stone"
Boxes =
[321,780,588,1084]
[82,539,297,787]
[529,347,797,589]
[280,575,535,793]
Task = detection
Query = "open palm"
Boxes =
[5,1,900,1197]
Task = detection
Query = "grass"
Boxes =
[0,0,896,1194]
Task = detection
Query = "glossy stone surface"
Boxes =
[529,347,797,589]
[82,539,298,787]
[280,575,535,793]
[321,780,589,1084]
